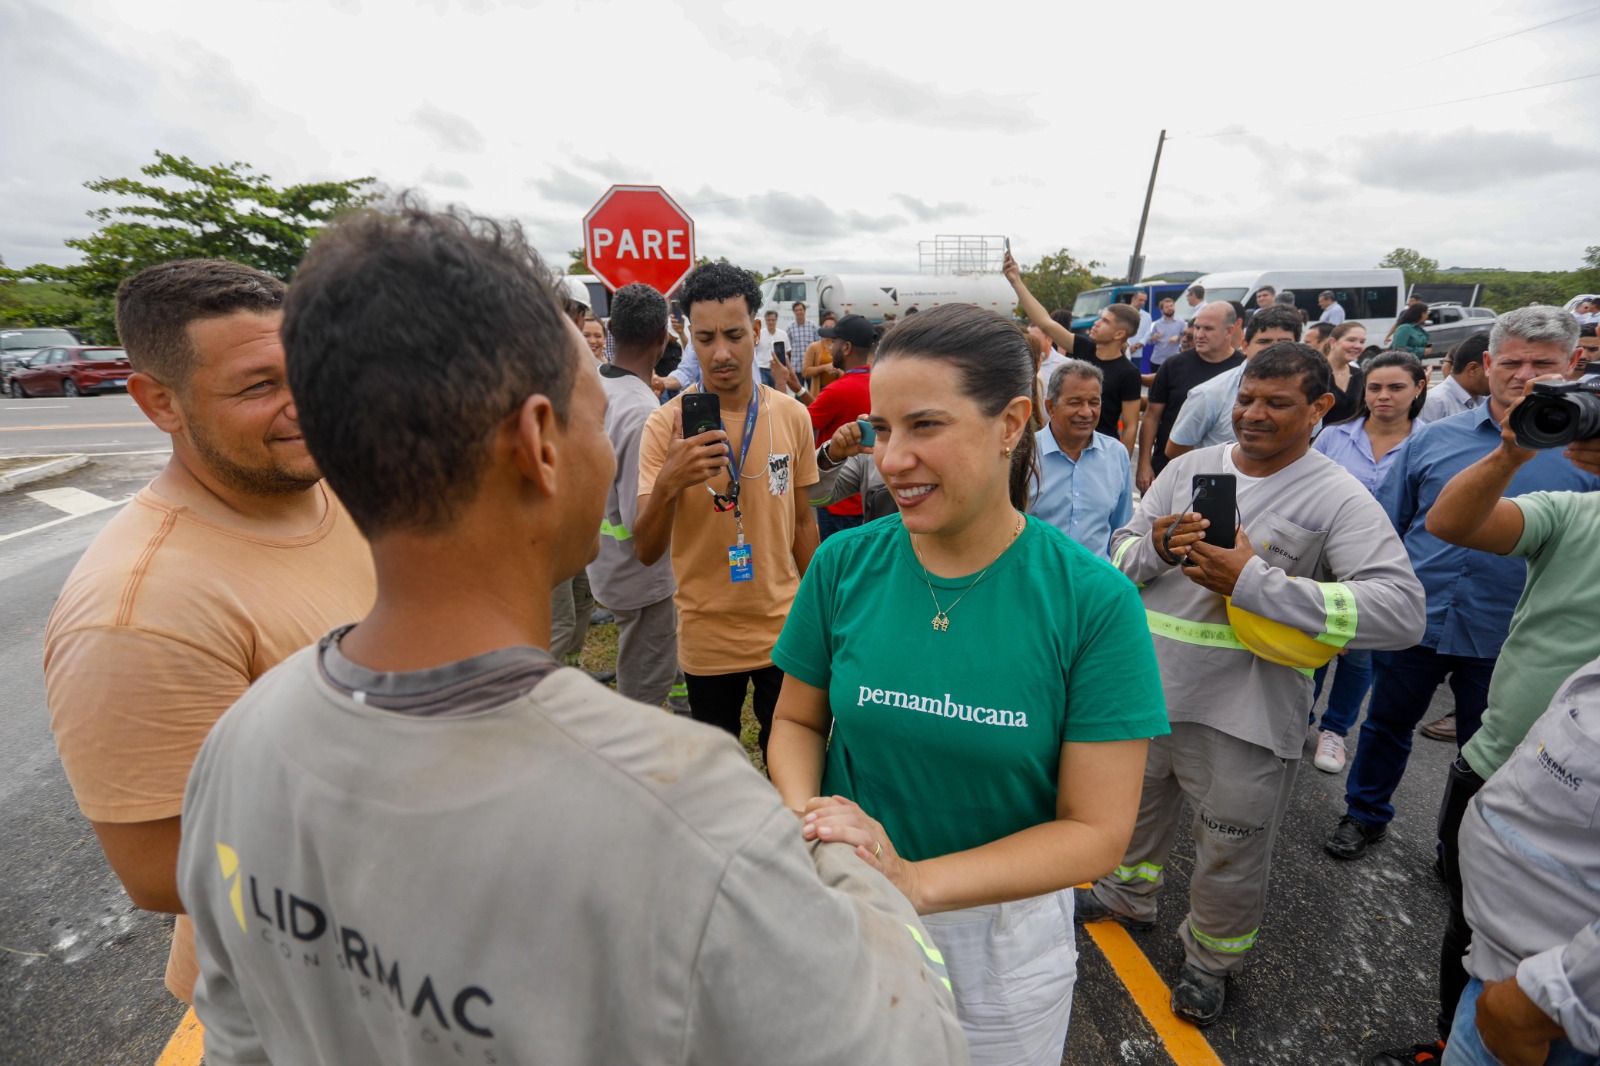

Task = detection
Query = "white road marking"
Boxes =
[4,405,69,410]
[0,497,129,543]
[27,487,121,516]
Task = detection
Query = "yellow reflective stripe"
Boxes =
[1114,862,1163,883]
[903,923,953,990]
[1145,610,1248,651]
[600,519,632,541]
[1113,536,1140,569]
[1147,610,1315,676]
[1189,924,1258,954]
[1314,582,1357,649]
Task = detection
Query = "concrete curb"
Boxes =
[0,454,89,494]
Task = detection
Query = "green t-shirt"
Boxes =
[1465,490,1600,779]
[1392,322,1430,358]
[772,513,1168,863]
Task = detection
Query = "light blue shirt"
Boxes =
[1417,374,1481,424]
[1377,405,1600,658]
[1031,427,1133,559]
[1167,363,1245,449]
[1319,302,1347,325]
[1312,417,1406,496]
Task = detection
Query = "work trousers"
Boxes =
[1345,644,1493,828]
[683,665,784,758]
[1093,721,1298,977]
[609,595,682,710]
[550,572,596,665]
[1434,754,1488,1041]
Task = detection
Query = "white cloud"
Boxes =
[4,0,1598,278]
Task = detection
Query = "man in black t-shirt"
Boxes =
[1004,251,1143,456]
[1135,302,1242,492]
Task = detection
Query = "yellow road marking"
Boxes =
[0,422,151,431]
[1082,920,1227,1066]
[154,1007,203,1066]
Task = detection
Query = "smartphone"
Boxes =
[856,417,876,447]
[1190,474,1238,551]
[1004,236,1011,257]
[773,341,788,366]
[681,393,722,438]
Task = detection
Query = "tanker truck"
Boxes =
[758,270,1017,330]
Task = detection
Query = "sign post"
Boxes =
[582,185,697,296]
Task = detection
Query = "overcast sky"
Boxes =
[3,0,1598,281]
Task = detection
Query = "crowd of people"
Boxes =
[36,199,1600,1066]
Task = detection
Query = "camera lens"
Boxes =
[1512,389,1600,449]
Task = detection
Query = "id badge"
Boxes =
[728,543,754,583]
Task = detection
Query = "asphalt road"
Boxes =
[0,455,1465,1066]
[0,391,167,457]
[0,460,187,1065]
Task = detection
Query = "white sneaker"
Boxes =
[1313,730,1346,774]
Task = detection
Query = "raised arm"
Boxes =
[1003,250,1077,353]
[1424,436,1531,554]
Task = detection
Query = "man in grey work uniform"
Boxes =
[587,282,689,711]
[1446,658,1600,1065]
[176,204,968,1066]
[1077,343,1426,1027]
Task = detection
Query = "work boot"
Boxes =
[1365,1039,1445,1065]
[1325,815,1387,860]
[1170,964,1226,1027]
[1072,887,1155,932]
[1420,713,1456,742]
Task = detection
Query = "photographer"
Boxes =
[1346,306,1600,1066]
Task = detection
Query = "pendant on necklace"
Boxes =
[932,613,950,632]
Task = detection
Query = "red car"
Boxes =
[9,346,133,398]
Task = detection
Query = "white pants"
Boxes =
[919,888,1078,1066]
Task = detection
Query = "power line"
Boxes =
[1399,3,1600,71]
[1173,69,1600,141]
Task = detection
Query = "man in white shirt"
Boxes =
[1418,334,1489,424]
[1130,291,1154,350]
[1318,291,1347,326]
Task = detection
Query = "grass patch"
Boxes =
[579,620,765,772]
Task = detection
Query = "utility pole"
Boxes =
[1128,129,1166,284]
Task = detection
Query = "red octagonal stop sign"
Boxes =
[583,185,696,296]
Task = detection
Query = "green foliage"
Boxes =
[1020,248,1106,314]
[567,247,591,275]
[1375,247,1599,312]
[20,150,377,343]
[1378,247,1439,284]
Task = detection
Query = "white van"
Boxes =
[1179,268,1405,341]
[760,271,1015,330]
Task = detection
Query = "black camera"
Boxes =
[1510,380,1600,449]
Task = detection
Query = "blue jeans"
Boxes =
[1344,645,1493,828]
[815,508,863,542]
[1311,648,1373,737]
[1442,978,1597,1065]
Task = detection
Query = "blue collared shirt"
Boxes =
[1377,405,1600,658]
[1031,427,1133,560]
[1313,417,1407,496]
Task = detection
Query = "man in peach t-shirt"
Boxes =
[43,259,375,1003]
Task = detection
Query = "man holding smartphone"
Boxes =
[806,314,877,541]
[634,262,820,756]
[1080,342,1426,1028]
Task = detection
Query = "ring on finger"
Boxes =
[873,840,883,860]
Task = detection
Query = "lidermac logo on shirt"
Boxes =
[857,686,1030,728]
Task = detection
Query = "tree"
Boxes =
[1580,245,1600,292]
[566,247,591,275]
[1020,248,1104,314]
[1377,247,1439,284]
[25,151,377,341]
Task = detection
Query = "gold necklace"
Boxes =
[911,512,1024,633]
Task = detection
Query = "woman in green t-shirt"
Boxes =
[1389,302,1432,359]
[767,303,1169,1066]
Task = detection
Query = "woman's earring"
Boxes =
[1004,447,1012,458]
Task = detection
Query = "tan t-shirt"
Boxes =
[638,385,819,675]
[44,482,375,1002]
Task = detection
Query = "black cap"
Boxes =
[818,313,876,347]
